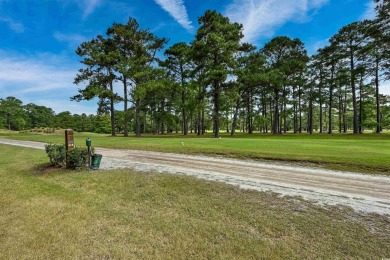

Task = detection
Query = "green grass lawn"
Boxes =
[2,131,390,174]
[0,144,389,258]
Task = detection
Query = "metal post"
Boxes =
[86,137,91,168]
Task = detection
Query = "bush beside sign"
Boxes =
[45,143,93,170]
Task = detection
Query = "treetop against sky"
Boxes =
[0,0,387,115]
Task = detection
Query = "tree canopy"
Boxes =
[2,2,389,136]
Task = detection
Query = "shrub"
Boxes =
[44,143,93,170]
[66,147,90,170]
[45,143,66,167]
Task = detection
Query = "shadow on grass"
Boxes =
[32,163,67,176]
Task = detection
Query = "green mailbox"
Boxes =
[85,137,102,170]
[86,137,91,147]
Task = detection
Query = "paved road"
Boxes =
[1,138,389,215]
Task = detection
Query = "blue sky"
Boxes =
[0,0,385,115]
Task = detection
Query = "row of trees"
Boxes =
[2,1,388,136]
[72,0,389,137]
[0,97,55,131]
[0,96,113,133]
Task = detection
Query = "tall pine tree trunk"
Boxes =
[309,87,314,134]
[328,86,333,134]
[231,98,240,136]
[261,92,268,133]
[135,98,141,137]
[201,105,205,135]
[350,48,358,134]
[143,110,147,134]
[359,72,364,134]
[273,87,279,134]
[298,85,302,133]
[328,67,334,134]
[123,77,128,137]
[197,109,201,136]
[213,81,220,138]
[247,92,253,134]
[338,108,342,133]
[293,85,297,134]
[181,70,188,135]
[375,57,381,133]
[343,89,347,133]
[319,76,323,133]
[338,84,342,133]
[270,98,273,134]
[283,86,287,133]
[109,80,116,136]
[265,106,268,133]
[160,100,165,134]
[279,103,283,134]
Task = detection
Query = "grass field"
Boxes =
[2,131,390,174]
[0,144,389,258]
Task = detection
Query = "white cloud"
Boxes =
[82,0,101,20]
[225,0,329,43]
[360,0,377,20]
[308,38,330,55]
[379,81,390,96]
[154,0,193,32]
[34,98,98,115]
[309,0,329,9]
[0,52,75,92]
[53,32,88,47]
[0,17,24,33]
[151,22,167,33]
[57,0,101,19]
[0,51,98,114]
[105,2,134,18]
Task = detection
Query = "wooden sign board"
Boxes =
[65,129,74,151]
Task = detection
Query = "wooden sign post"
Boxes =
[65,129,74,167]
[65,129,74,151]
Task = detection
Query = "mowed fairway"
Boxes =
[2,132,390,174]
[0,144,389,258]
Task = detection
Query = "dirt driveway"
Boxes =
[1,138,389,215]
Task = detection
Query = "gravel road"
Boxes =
[1,138,389,215]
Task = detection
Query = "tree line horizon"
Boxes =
[1,1,389,136]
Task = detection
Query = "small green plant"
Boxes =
[45,143,66,167]
[66,147,91,170]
